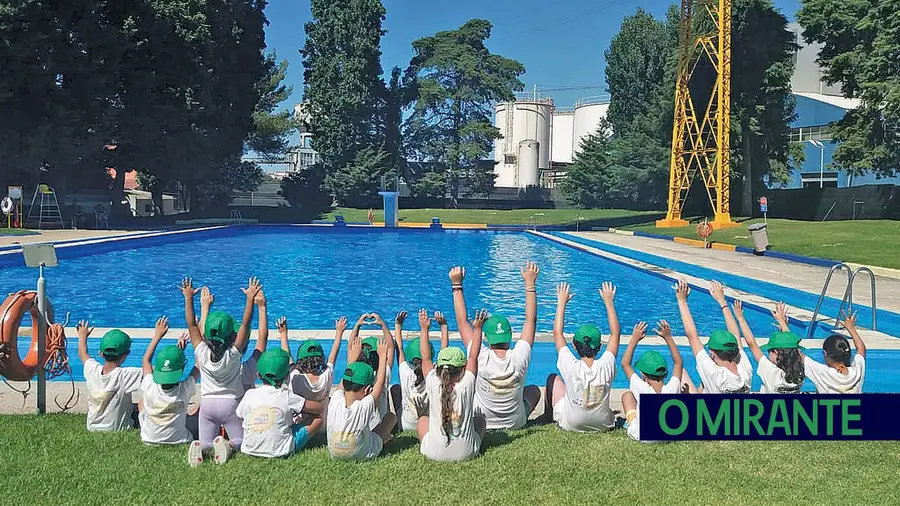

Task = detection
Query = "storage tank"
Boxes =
[494,98,553,188]
[573,97,611,155]
[517,140,540,187]
[551,110,574,164]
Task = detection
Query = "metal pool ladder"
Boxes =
[807,263,877,338]
[230,209,244,225]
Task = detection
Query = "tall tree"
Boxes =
[301,0,386,173]
[248,54,298,161]
[798,0,900,178]
[404,19,525,203]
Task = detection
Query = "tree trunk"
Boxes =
[741,120,753,217]
[108,167,130,225]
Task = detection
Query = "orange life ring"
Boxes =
[0,290,64,381]
[697,221,713,239]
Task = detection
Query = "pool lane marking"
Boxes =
[528,230,897,348]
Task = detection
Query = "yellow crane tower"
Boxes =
[656,0,738,229]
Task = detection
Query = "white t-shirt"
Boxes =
[289,364,334,403]
[398,361,428,431]
[757,356,802,393]
[420,370,480,462]
[369,368,392,431]
[194,342,244,399]
[327,390,383,461]
[241,354,259,391]
[553,348,617,432]
[626,373,682,443]
[475,341,532,429]
[804,355,865,394]
[84,359,142,432]
[139,375,196,445]
[695,348,753,394]
[236,384,306,458]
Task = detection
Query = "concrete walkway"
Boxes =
[0,229,152,248]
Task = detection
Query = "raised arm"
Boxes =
[180,277,202,347]
[199,286,214,336]
[733,300,763,361]
[142,316,169,376]
[599,282,621,357]
[553,282,574,352]
[709,281,740,339]
[328,316,347,366]
[370,335,392,401]
[841,311,866,358]
[468,310,487,374]
[435,311,449,350]
[394,310,407,365]
[520,261,540,346]
[252,290,268,356]
[347,314,367,363]
[235,276,261,353]
[277,316,291,359]
[676,280,703,355]
[76,320,94,364]
[372,313,395,369]
[656,320,683,381]
[621,321,647,379]
[449,266,474,347]
[772,302,790,332]
[420,310,434,376]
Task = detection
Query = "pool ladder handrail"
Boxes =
[527,215,536,231]
[807,263,877,338]
[230,209,244,225]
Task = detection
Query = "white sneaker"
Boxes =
[212,436,231,465]
[188,440,203,467]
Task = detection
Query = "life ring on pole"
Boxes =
[0,290,68,382]
[697,221,713,239]
[0,196,12,215]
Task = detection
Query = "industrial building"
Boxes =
[493,94,609,189]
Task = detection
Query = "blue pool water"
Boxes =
[0,227,800,337]
[23,338,899,392]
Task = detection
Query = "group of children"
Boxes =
[75,262,869,464]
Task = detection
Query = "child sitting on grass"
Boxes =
[417,309,488,462]
[359,312,395,430]
[282,315,345,405]
[235,349,323,459]
[804,312,867,394]
[732,301,805,393]
[181,276,258,465]
[450,263,542,430]
[77,321,143,432]
[326,333,396,461]
[199,286,269,392]
[677,280,752,393]
[392,309,448,431]
[620,320,683,443]
[139,316,201,450]
[543,281,621,432]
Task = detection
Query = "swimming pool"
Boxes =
[27,338,898,392]
[0,226,797,336]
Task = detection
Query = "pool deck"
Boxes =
[0,228,154,248]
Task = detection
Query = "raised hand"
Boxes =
[556,282,575,305]
[449,266,465,285]
[434,311,447,326]
[76,320,94,339]
[200,286,214,307]
[334,316,347,334]
[840,311,858,332]
[241,276,262,300]
[675,279,691,302]
[655,320,672,340]
[355,313,370,327]
[418,308,431,330]
[348,333,362,360]
[277,316,288,334]
[709,280,727,305]
[177,331,189,350]
[772,302,788,325]
[179,277,200,298]
[473,309,489,328]
[395,310,408,326]
[632,321,648,342]
[376,335,390,358]
[599,281,616,304]
[520,261,540,286]
[370,312,386,327]
[153,316,169,339]
[733,299,745,319]
[254,289,267,307]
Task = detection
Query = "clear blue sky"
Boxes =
[264,0,801,110]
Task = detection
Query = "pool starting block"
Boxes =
[430,217,442,229]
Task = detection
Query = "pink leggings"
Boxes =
[198,397,243,450]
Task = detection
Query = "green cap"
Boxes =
[153,346,186,384]
[295,340,325,361]
[436,347,466,368]
[361,337,379,357]
[205,311,238,344]
[257,349,291,386]
[635,351,668,377]
[343,361,376,386]
[707,329,739,351]
[100,329,131,358]
[573,324,602,349]
[404,338,434,363]
[762,331,805,351]
[484,314,512,345]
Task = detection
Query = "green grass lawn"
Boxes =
[0,227,33,236]
[2,414,898,505]
[623,218,900,270]
[324,207,658,226]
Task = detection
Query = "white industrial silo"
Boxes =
[517,140,540,187]
[551,110,574,164]
[494,97,553,188]
[573,96,611,155]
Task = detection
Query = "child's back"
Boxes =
[237,383,305,457]
[82,329,142,432]
[195,340,243,398]
[554,346,616,432]
[289,367,333,402]
[626,373,681,442]
[140,377,196,444]
[475,342,531,429]
[695,331,753,393]
[326,389,383,461]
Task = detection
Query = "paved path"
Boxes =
[0,229,152,248]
